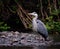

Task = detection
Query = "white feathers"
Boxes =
[29,12,38,32]
[32,17,37,32]
[28,12,38,17]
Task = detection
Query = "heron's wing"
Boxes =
[37,20,48,37]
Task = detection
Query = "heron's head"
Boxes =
[28,12,38,17]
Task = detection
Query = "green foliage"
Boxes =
[11,5,17,11]
[45,16,60,33]
[51,9,60,15]
[54,22,60,32]
[58,0,60,5]
[0,22,10,31]
[15,0,19,2]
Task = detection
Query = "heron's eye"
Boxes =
[33,12,36,14]
[37,22,38,23]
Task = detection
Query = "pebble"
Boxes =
[0,35,6,38]
[7,33,13,37]
[21,40,27,44]
[14,31,20,35]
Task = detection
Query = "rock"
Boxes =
[0,35,6,38]
[21,40,27,44]
[14,31,20,35]
[27,40,32,42]
[7,33,13,37]
[12,38,18,42]
[33,40,39,43]
[20,33,28,39]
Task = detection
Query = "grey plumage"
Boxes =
[37,20,48,38]
[28,12,48,40]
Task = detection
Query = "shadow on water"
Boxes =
[53,35,60,42]
[0,46,33,49]
[38,45,60,49]
[47,45,60,49]
[0,45,60,49]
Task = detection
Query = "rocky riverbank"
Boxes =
[0,31,53,46]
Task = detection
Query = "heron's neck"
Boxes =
[32,16,38,32]
[33,16,38,20]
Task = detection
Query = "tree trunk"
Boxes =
[48,0,51,14]
[53,0,57,11]
[40,0,44,20]
[53,0,60,21]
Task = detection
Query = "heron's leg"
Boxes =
[45,37,52,41]
[41,35,48,41]
[43,35,50,41]
[38,32,48,41]
[33,31,36,34]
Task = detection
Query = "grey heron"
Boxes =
[28,12,48,41]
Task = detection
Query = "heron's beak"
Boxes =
[28,13,31,15]
[28,13,35,18]
[28,13,33,16]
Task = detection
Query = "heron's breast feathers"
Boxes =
[32,18,37,31]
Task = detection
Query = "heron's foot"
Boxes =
[45,37,53,41]
[45,38,50,41]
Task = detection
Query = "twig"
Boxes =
[17,8,28,28]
